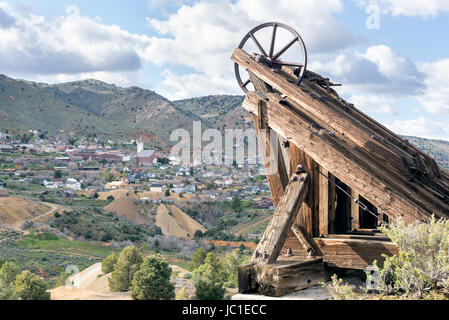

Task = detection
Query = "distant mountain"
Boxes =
[0,75,228,145]
[173,95,248,131]
[1,74,448,169]
[402,136,449,169]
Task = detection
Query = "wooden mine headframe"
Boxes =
[231,25,449,296]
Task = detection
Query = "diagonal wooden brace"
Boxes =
[251,173,308,264]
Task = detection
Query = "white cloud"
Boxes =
[386,117,449,139]
[348,94,396,115]
[0,7,14,28]
[310,45,425,95]
[156,70,236,100]
[0,5,153,77]
[417,59,449,114]
[145,0,364,98]
[359,0,449,18]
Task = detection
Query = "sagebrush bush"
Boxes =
[324,216,449,300]
[377,216,449,298]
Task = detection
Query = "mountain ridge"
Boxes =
[0,74,448,169]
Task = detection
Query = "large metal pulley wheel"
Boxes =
[234,22,307,93]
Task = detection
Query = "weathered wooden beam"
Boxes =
[251,173,308,264]
[251,107,288,207]
[314,238,399,269]
[241,91,437,222]
[351,190,360,231]
[318,166,329,237]
[291,223,320,255]
[238,258,328,296]
[289,146,317,238]
[328,173,337,234]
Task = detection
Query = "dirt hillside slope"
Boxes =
[155,204,206,239]
[104,196,154,225]
[0,198,57,228]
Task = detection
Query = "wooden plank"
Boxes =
[289,147,318,238]
[319,166,329,237]
[328,173,337,234]
[233,48,449,219]
[314,238,399,269]
[351,190,360,231]
[241,91,436,222]
[251,173,308,264]
[255,259,328,296]
[251,109,288,207]
[291,223,320,255]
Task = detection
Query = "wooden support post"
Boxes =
[351,190,360,231]
[251,109,288,207]
[289,146,318,238]
[328,173,336,234]
[291,223,320,255]
[318,166,329,237]
[251,173,308,264]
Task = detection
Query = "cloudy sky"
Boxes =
[1,0,449,140]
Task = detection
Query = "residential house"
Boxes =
[43,180,58,189]
[150,183,165,193]
[65,178,81,191]
[104,181,126,190]
[134,150,156,166]
[171,184,185,193]
[184,184,196,193]
[0,144,12,153]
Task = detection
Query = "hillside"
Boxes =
[156,204,206,239]
[104,196,156,225]
[0,198,58,229]
[0,75,246,145]
[0,75,201,143]
[173,95,248,130]
[403,136,449,169]
[1,74,449,168]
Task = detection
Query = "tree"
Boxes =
[193,252,225,300]
[231,197,242,212]
[93,192,99,199]
[0,261,20,299]
[109,246,143,292]
[191,247,207,270]
[165,190,170,197]
[13,270,50,300]
[54,170,62,179]
[107,195,115,201]
[194,230,204,239]
[130,255,174,300]
[102,253,118,274]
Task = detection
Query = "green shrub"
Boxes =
[13,270,50,300]
[109,246,143,292]
[0,261,20,299]
[322,274,359,300]
[324,216,449,300]
[193,252,225,300]
[130,254,174,300]
[191,247,207,270]
[376,216,449,298]
[102,253,118,274]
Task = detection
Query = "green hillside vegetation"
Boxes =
[0,75,203,142]
[403,135,449,169]
[49,208,153,242]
